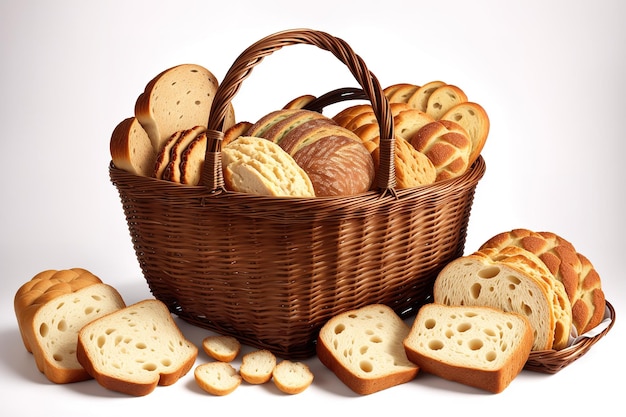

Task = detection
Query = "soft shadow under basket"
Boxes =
[109,29,488,359]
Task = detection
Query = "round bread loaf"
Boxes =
[479,228,606,335]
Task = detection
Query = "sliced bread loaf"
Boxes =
[316,304,419,395]
[404,303,533,393]
[14,269,126,384]
[76,299,198,396]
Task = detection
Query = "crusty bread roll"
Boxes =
[410,119,472,181]
[441,102,490,166]
[77,299,198,396]
[434,246,573,351]
[14,269,126,384]
[316,304,419,395]
[239,349,276,384]
[404,304,533,393]
[110,117,156,177]
[222,136,316,197]
[272,360,314,394]
[201,335,241,362]
[479,228,606,335]
[134,64,235,152]
[194,362,242,396]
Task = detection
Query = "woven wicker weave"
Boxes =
[109,29,486,359]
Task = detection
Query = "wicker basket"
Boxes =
[109,29,487,359]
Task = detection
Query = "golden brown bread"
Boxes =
[424,84,468,120]
[407,80,446,112]
[441,102,490,166]
[370,135,436,188]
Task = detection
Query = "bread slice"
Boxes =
[221,136,316,197]
[154,130,183,179]
[371,135,436,188]
[404,304,533,393]
[407,80,446,112]
[162,126,206,182]
[433,247,572,351]
[239,349,276,384]
[441,102,490,166]
[385,83,420,104]
[76,299,198,396]
[425,84,468,120]
[194,362,241,396]
[14,269,126,384]
[134,64,221,152]
[202,335,241,362]
[316,304,419,395]
[272,360,314,394]
[179,132,208,185]
[110,117,157,177]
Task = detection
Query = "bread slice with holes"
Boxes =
[194,362,242,396]
[316,304,419,395]
[404,303,533,393]
[14,269,126,384]
[76,299,198,396]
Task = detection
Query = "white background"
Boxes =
[1,0,624,415]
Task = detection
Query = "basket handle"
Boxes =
[202,28,396,193]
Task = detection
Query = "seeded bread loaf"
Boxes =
[76,299,198,396]
[433,246,573,350]
[404,304,533,393]
[14,268,126,384]
[479,228,606,334]
[316,304,419,395]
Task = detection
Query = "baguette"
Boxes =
[404,304,533,393]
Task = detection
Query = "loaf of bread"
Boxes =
[134,63,235,152]
[110,117,156,177]
[76,299,198,396]
[410,119,472,181]
[479,228,606,335]
[433,246,573,350]
[194,362,242,396]
[221,136,316,197]
[404,304,533,393]
[272,360,314,394]
[14,268,126,384]
[316,304,419,395]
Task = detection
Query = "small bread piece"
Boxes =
[441,102,490,166]
[222,121,253,147]
[410,120,472,181]
[407,80,446,112]
[76,299,198,396]
[272,360,314,394]
[179,132,208,185]
[433,247,572,351]
[221,136,316,197]
[202,335,241,362]
[404,304,533,394]
[283,94,317,110]
[194,362,242,396]
[14,270,126,384]
[239,349,276,384]
[425,84,468,120]
[316,304,419,395]
[135,64,221,152]
[110,117,157,177]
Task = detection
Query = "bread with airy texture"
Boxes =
[239,349,276,384]
[424,84,468,120]
[221,136,316,197]
[370,135,436,188]
[14,269,126,384]
[134,64,234,152]
[479,228,605,335]
[76,299,198,396]
[434,246,572,350]
[194,362,241,396]
[110,117,156,177]
[441,102,489,166]
[202,335,241,362]
[404,304,533,393]
[316,304,419,395]
[272,360,314,394]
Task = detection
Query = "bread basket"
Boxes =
[109,28,487,359]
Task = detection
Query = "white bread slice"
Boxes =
[441,102,490,166]
[221,136,316,197]
[201,335,241,362]
[425,84,468,120]
[14,269,126,384]
[385,83,420,104]
[239,349,276,384]
[134,64,223,152]
[194,362,241,396]
[76,299,198,396]
[404,304,533,393]
[316,304,419,395]
[110,117,157,177]
[272,360,314,394]
[407,80,447,112]
[433,247,572,351]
